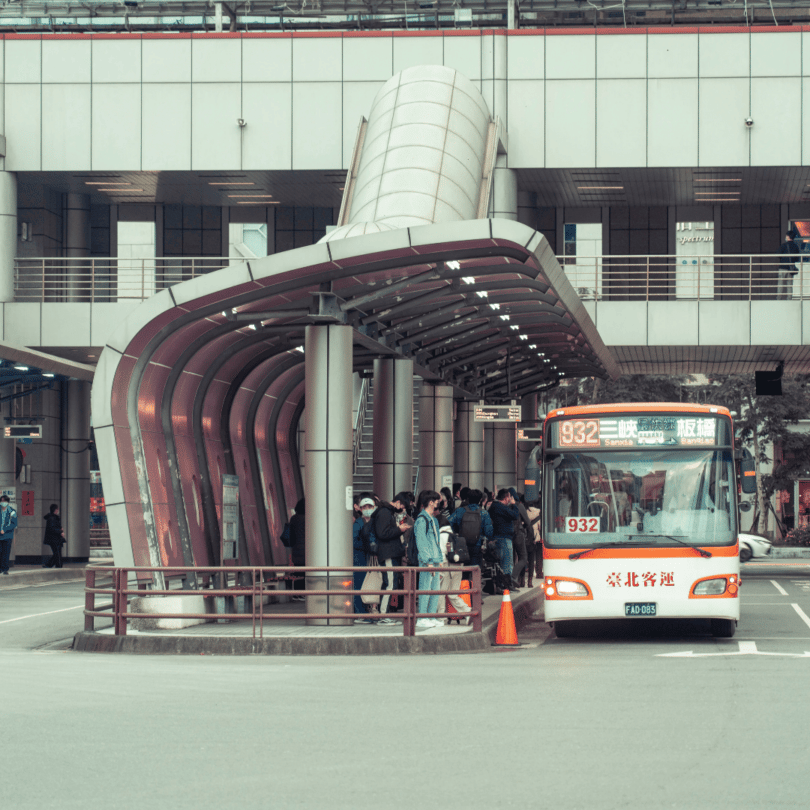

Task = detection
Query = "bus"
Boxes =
[541,403,756,639]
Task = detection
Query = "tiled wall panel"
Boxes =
[647,34,698,79]
[751,77,801,166]
[192,38,242,83]
[647,79,698,167]
[342,81,385,168]
[242,37,292,82]
[4,84,41,170]
[292,37,342,82]
[92,39,141,83]
[507,35,544,80]
[242,83,292,170]
[596,35,646,79]
[444,35,482,83]
[698,77,750,166]
[92,84,142,171]
[5,39,41,83]
[597,79,646,167]
[392,35,443,74]
[343,37,393,82]
[546,35,595,80]
[292,82,342,169]
[142,83,192,170]
[545,80,595,167]
[751,32,801,77]
[191,83,242,169]
[698,32,749,78]
[42,39,91,83]
[506,80,544,169]
[142,39,192,83]
[42,84,91,170]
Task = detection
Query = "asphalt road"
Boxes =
[2,567,809,810]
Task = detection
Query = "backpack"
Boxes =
[458,506,483,548]
[359,517,378,556]
[514,517,529,547]
[406,514,428,566]
[280,522,292,547]
[445,532,470,564]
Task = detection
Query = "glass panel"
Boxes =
[563,222,602,300]
[675,221,714,300]
[116,221,156,299]
[544,449,736,547]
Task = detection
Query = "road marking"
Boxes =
[791,603,810,630]
[790,580,810,591]
[0,605,83,625]
[658,641,810,658]
[771,580,789,595]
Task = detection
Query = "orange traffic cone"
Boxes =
[492,590,521,647]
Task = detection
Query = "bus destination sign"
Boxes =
[552,415,719,449]
[517,427,543,442]
[474,405,521,423]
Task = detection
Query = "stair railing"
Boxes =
[353,377,370,475]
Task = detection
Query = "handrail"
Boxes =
[13,253,810,303]
[353,376,370,476]
[83,564,483,639]
[554,253,807,302]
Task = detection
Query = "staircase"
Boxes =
[352,377,421,495]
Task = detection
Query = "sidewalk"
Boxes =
[73,587,544,656]
[0,562,90,587]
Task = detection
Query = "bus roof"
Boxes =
[546,402,732,419]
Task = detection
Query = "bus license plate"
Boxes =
[625,602,656,617]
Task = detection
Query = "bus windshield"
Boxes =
[544,449,737,548]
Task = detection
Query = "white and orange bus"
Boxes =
[541,403,756,638]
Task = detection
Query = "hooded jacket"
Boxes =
[373,502,406,560]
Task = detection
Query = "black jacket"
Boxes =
[373,503,406,561]
[780,239,801,271]
[43,513,63,545]
[289,513,306,565]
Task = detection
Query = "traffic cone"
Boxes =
[492,590,521,647]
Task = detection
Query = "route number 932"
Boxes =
[559,419,600,447]
[566,517,599,533]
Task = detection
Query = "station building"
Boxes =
[0,9,808,573]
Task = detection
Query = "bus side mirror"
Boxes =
[740,457,757,494]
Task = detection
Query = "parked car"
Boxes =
[738,533,772,562]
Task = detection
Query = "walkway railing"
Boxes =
[556,254,808,301]
[84,564,483,639]
[17,254,806,303]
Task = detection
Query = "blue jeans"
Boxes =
[0,538,11,573]
[495,536,513,577]
[418,568,441,617]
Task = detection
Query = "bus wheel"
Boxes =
[554,621,576,638]
[710,619,736,638]
[740,546,752,563]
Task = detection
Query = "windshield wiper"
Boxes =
[569,541,648,561]
[633,534,713,558]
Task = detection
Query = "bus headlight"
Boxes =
[555,580,589,597]
[693,578,727,596]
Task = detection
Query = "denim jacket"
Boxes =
[414,510,442,565]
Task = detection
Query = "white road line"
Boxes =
[0,605,83,625]
[791,603,810,630]
[771,580,789,596]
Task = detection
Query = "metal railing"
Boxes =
[353,376,370,476]
[14,257,231,303]
[555,254,809,302]
[84,564,483,639]
[15,254,810,304]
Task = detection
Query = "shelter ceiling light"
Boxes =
[100,189,144,193]
[43,373,54,378]
[462,276,476,284]
[85,182,130,186]
[577,186,623,190]
[519,334,528,340]
[695,191,739,195]
[294,346,304,353]
[489,303,500,310]
[13,365,28,371]
[447,260,461,270]
[476,291,488,298]
[695,198,740,202]
[238,201,279,204]
[694,178,741,182]
[529,344,537,349]
[209,182,254,186]
[510,324,519,331]
[228,194,274,198]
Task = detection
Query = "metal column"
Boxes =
[65,193,91,302]
[304,325,353,625]
[454,400,484,491]
[418,383,454,494]
[517,393,539,483]
[492,421,517,494]
[372,358,413,499]
[61,381,91,562]
[492,156,518,221]
[0,172,16,304]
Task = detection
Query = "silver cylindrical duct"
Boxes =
[65,193,91,303]
[62,381,91,562]
[372,358,414,499]
[347,66,491,231]
[0,172,16,304]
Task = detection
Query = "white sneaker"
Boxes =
[416,618,434,628]
[428,618,445,627]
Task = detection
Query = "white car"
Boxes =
[738,533,773,562]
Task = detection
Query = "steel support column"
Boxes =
[517,392,539,484]
[61,381,91,562]
[0,172,16,304]
[454,400,484,491]
[372,357,413,499]
[418,383,453,494]
[492,421,517,494]
[304,324,352,625]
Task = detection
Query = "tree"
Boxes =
[709,374,810,534]
[579,375,694,405]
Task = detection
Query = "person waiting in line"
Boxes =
[353,494,377,624]
[525,499,543,587]
[0,494,17,575]
[488,489,520,591]
[438,523,472,625]
[450,488,493,572]
[288,498,306,601]
[509,488,534,589]
[42,504,65,569]
[439,487,454,521]
[371,492,411,625]
[414,489,444,628]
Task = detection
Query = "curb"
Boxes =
[768,548,810,559]
[72,588,544,656]
[2,566,88,587]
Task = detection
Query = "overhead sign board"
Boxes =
[474,405,521,423]
[4,425,42,439]
[517,427,543,442]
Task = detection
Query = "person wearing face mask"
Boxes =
[353,494,377,623]
[371,492,412,625]
[0,494,18,575]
